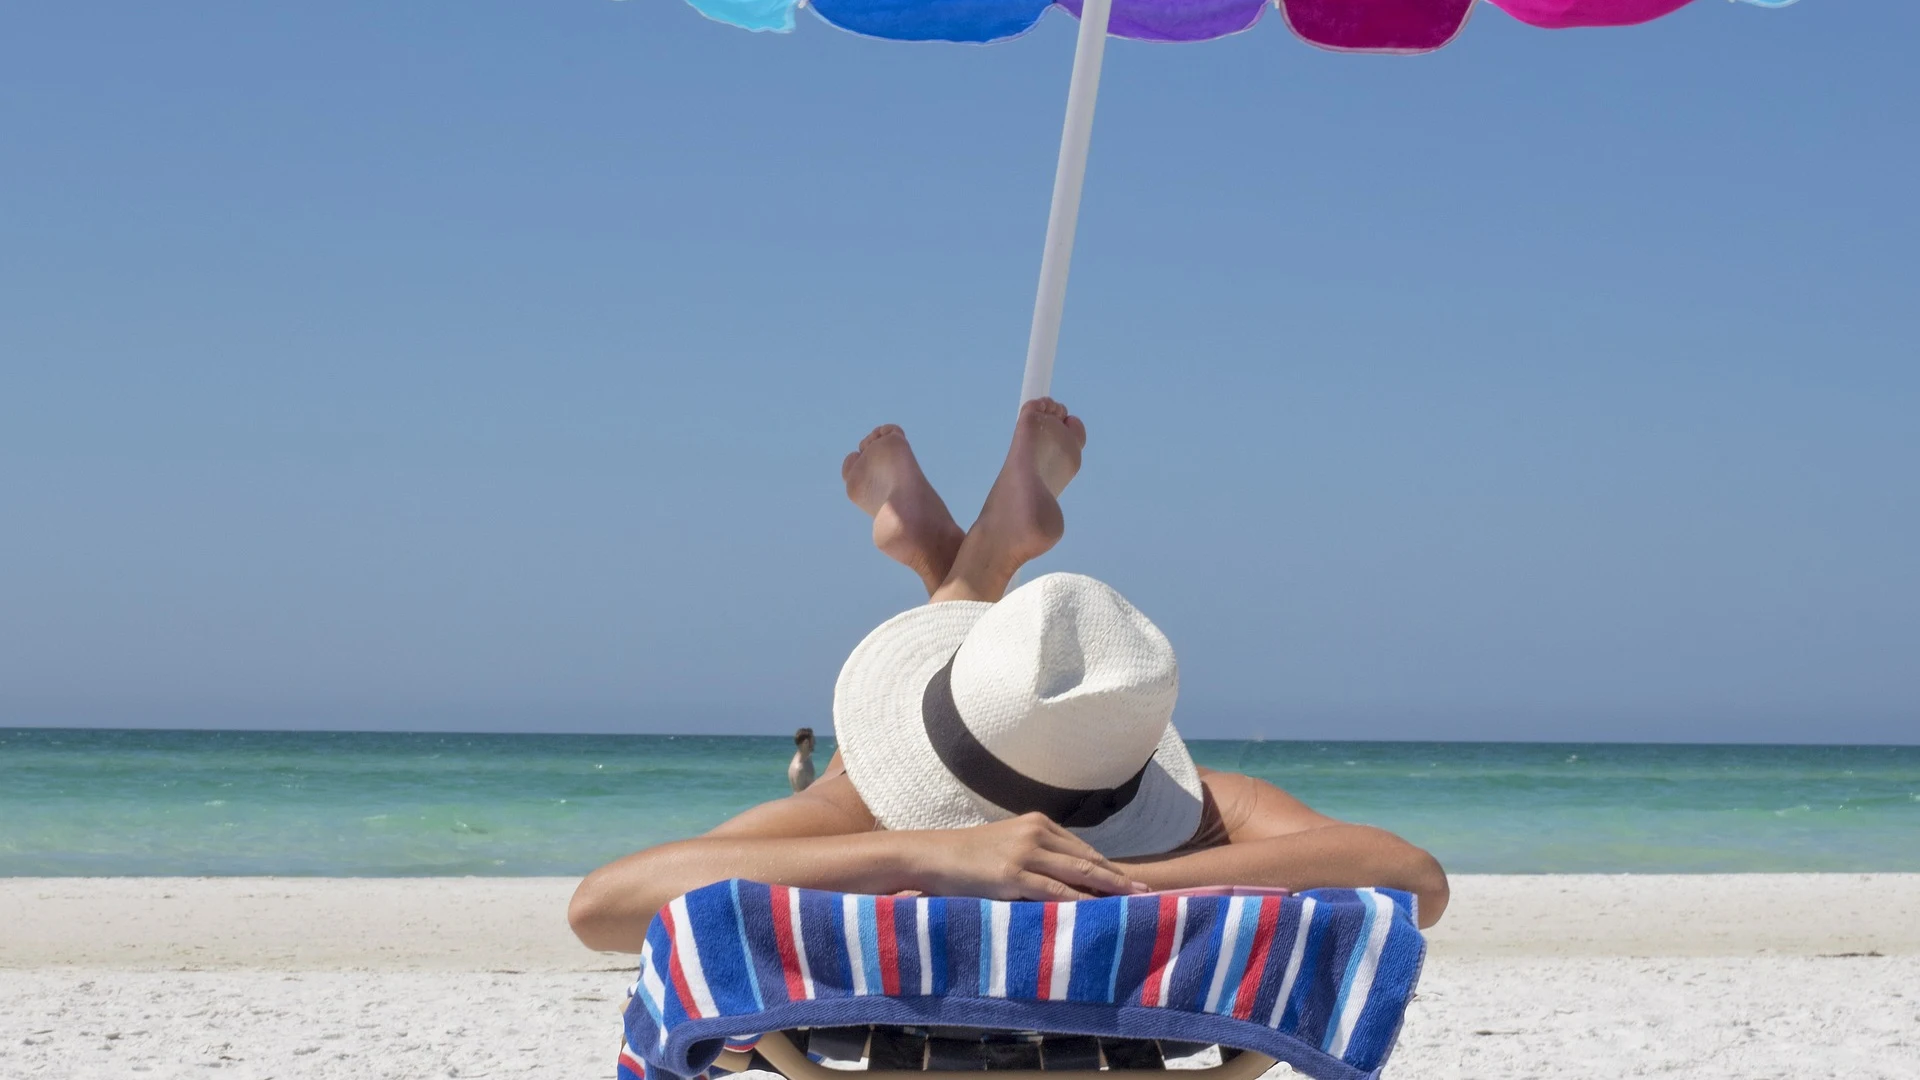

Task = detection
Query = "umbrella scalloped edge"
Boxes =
[680,0,1797,48]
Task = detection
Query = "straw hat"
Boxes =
[833,573,1203,858]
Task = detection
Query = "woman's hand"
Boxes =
[571,784,1148,953]
[902,813,1149,901]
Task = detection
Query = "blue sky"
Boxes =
[1,1,1914,742]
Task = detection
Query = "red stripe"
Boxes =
[1139,895,1180,1007]
[618,1047,647,1080]
[768,885,807,1002]
[876,897,901,996]
[657,904,704,1019]
[1232,898,1283,1019]
[1035,903,1059,999]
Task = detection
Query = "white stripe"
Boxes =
[916,898,933,995]
[788,886,816,1000]
[1047,903,1076,1000]
[1326,890,1395,1058]
[638,940,669,1022]
[1268,896,1317,1027]
[1204,895,1247,1014]
[667,896,719,1018]
[1155,895,1187,1006]
[843,894,868,995]
[987,901,1011,998]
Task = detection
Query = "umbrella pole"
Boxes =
[1019,0,1113,405]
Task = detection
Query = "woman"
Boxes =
[570,400,1447,953]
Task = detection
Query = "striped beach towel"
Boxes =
[620,881,1424,1080]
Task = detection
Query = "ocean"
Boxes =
[1,728,1915,877]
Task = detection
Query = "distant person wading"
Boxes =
[788,728,816,793]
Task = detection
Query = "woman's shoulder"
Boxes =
[1197,768,1341,840]
[801,773,870,819]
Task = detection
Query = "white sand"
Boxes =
[3,875,1917,1079]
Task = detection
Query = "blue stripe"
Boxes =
[643,919,674,966]
[944,896,979,997]
[1277,899,1327,1033]
[736,882,791,1007]
[857,895,883,995]
[1168,898,1224,1011]
[977,899,994,996]
[1106,894,1129,1003]
[895,900,922,997]
[928,899,950,995]
[1289,890,1352,1046]
[1249,896,1304,1026]
[1006,903,1046,999]
[1066,897,1119,1003]
[686,887,757,1016]
[1217,897,1265,1016]
[728,880,765,1012]
[1345,897,1423,1068]
[1323,890,1382,1052]
[798,889,852,998]
[633,952,666,1027]
[1116,895,1161,1005]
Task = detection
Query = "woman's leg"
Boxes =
[843,424,967,597]
[842,399,1087,603]
[930,398,1086,603]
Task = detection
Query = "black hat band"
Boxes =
[921,653,1150,829]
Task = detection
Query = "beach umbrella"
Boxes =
[681,0,1800,404]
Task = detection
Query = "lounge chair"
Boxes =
[615,881,1425,1080]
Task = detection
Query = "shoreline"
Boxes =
[4,874,1918,970]
[5,875,1916,1079]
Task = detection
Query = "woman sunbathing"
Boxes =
[570,400,1448,954]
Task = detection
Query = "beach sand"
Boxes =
[2,875,1916,1079]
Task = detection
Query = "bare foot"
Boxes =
[965,398,1088,575]
[842,425,966,595]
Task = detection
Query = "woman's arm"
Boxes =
[1120,771,1450,928]
[569,778,890,951]
[568,777,1142,952]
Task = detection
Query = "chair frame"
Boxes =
[715,1031,1282,1080]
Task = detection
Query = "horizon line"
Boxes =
[3,725,1915,750]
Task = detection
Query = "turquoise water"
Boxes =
[1,729,1915,876]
